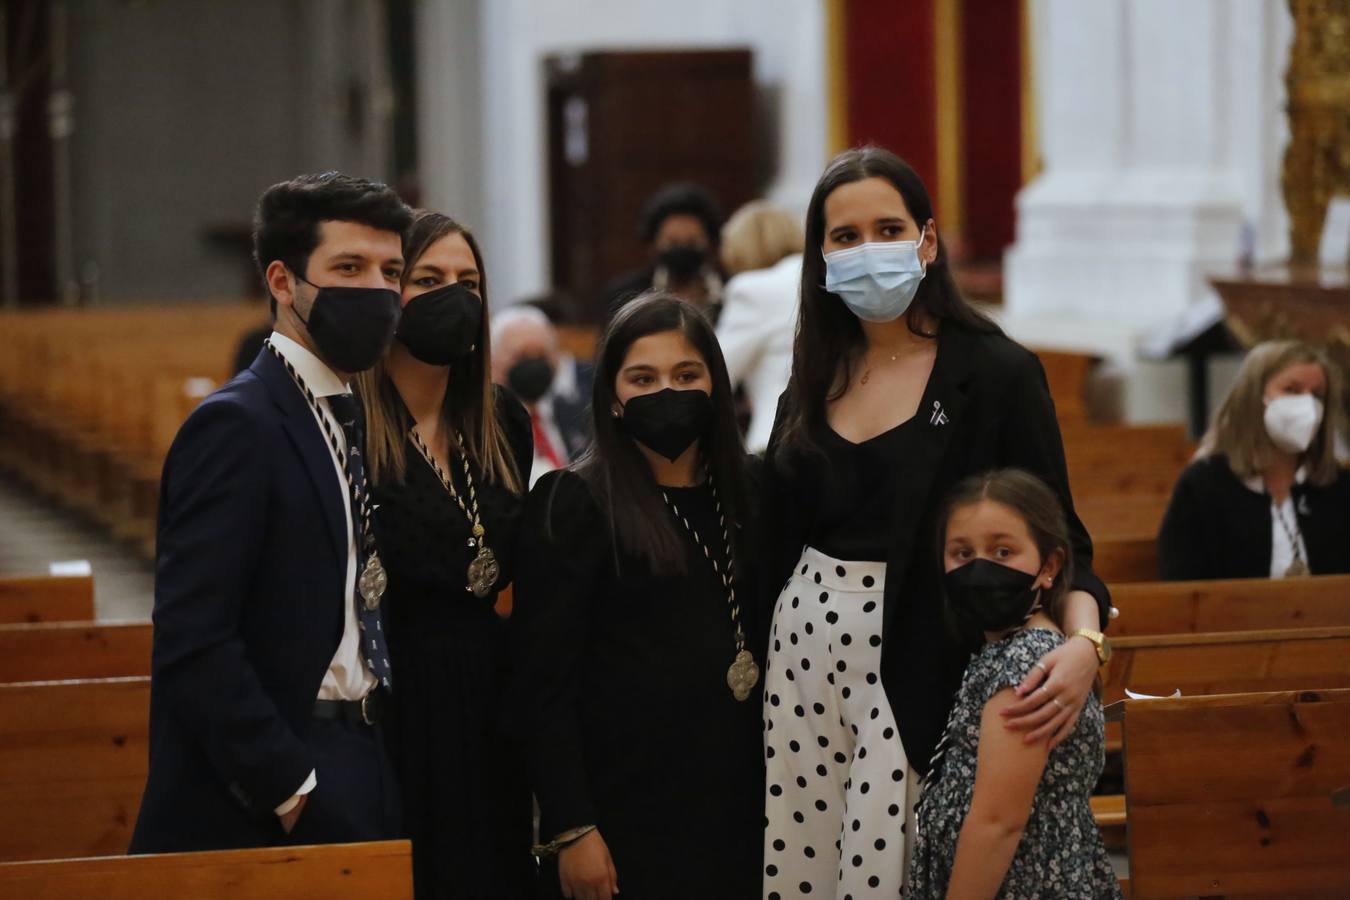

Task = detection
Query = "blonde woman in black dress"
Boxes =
[355,211,534,898]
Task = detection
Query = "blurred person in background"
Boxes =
[715,200,805,453]
[492,303,594,485]
[603,182,725,321]
[1158,339,1350,581]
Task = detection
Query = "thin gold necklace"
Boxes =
[860,350,901,386]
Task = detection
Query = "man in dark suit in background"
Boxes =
[491,303,594,486]
[130,172,412,852]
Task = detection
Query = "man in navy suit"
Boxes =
[130,172,412,852]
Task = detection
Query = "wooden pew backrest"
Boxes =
[1109,575,1350,638]
[1103,626,1350,706]
[0,621,151,683]
[0,839,413,899]
[1119,689,1350,897]
[1094,537,1158,584]
[0,575,95,624]
[0,677,149,861]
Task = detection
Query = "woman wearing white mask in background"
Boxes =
[758,147,1113,899]
[1158,340,1350,580]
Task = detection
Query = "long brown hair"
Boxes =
[1201,340,1344,487]
[356,210,522,493]
[937,469,1075,633]
[775,147,999,462]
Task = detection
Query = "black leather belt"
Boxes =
[313,689,386,726]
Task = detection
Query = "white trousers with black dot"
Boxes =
[763,547,919,899]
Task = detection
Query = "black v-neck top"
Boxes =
[811,416,924,561]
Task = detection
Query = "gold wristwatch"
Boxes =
[1072,628,1111,665]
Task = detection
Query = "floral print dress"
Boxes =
[905,628,1122,899]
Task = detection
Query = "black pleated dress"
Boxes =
[370,387,535,900]
[512,469,764,900]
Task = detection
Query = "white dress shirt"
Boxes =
[267,332,378,814]
[527,354,579,487]
[1241,465,1311,578]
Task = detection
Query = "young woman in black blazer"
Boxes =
[512,293,764,900]
[759,147,1112,898]
[1158,340,1350,580]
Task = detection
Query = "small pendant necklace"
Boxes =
[408,425,501,597]
[860,350,901,386]
[660,476,760,702]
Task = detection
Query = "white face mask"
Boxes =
[1263,393,1323,454]
[823,228,927,323]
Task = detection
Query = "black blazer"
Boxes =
[1157,454,1350,580]
[762,324,1111,777]
[130,349,352,852]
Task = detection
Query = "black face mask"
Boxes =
[395,283,482,365]
[294,275,400,374]
[944,558,1042,634]
[620,387,713,462]
[658,244,707,281]
[508,356,554,403]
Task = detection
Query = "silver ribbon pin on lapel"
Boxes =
[930,400,949,426]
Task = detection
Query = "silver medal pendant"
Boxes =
[467,544,500,598]
[1285,558,1310,577]
[727,649,760,702]
[359,554,388,610]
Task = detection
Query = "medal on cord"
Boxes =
[661,475,761,701]
[408,425,501,597]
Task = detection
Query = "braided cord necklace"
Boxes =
[408,424,500,597]
[660,474,760,702]
[1273,499,1310,577]
[263,339,388,609]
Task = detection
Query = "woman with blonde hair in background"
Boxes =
[355,210,535,898]
[1158,339,1350,580]
[715,200,806,452]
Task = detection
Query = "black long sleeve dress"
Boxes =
[370,387,535,900]
[512,469,764,900]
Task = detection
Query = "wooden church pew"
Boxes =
[1113,688,1350,897]
[1102,625,1350,706]
[0,677,149,861]
[0,840,413,899]
[0,575,95,624]
[1108,575,1350,638]
[1092,537,1158,584]
[0,621,151,683]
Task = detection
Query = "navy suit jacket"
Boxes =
[552,359,595,462]
[130,349,352,852]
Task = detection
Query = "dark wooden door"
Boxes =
[546,49,757,322]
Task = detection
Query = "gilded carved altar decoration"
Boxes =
[1283,0,1350,264]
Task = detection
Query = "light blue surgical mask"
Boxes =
[823,228,927,323]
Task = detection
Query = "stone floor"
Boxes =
[0,473,154,620]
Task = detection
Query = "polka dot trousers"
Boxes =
[763,547,918,899]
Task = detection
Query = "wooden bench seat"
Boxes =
[0,576,95,624]
[1112,688,1350,897]
[0,677,149,861]
[0,840,413,899]
[0,621,151,683]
